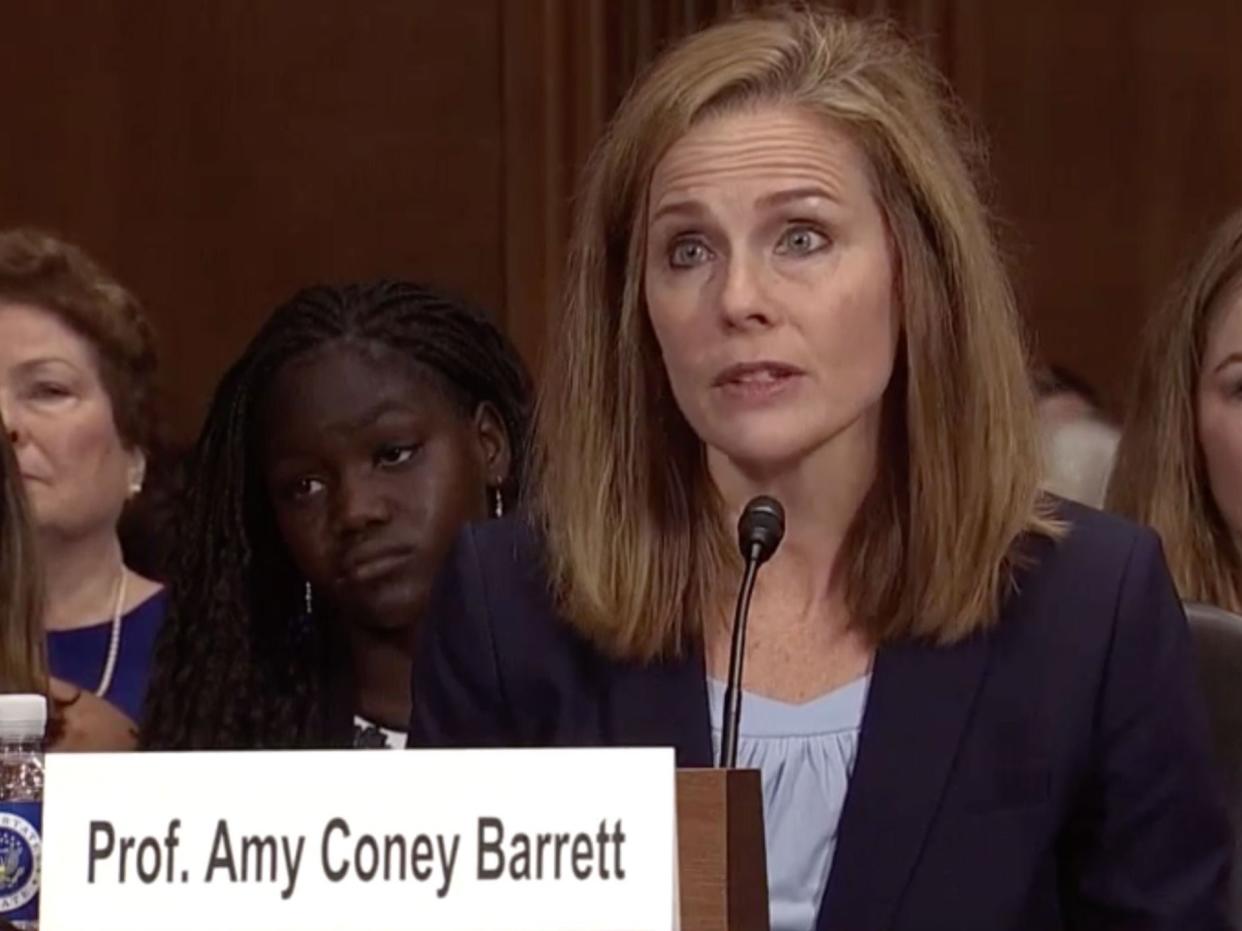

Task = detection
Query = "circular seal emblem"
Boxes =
[0,812,40,913]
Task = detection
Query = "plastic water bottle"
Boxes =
[0,695,47,930]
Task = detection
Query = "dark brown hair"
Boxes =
[0,229,159,452]
[0,430,46,694]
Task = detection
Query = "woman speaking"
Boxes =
[409,9,1229,929]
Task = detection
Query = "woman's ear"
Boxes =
[473,401,512,488]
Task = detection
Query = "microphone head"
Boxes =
[737,495,785,565]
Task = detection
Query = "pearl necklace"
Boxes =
[96,567,127,697]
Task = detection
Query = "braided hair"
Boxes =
[141,281,531,749]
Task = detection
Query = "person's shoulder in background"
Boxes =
[1041,418,1121,508]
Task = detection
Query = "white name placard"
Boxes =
[41,748,677,931]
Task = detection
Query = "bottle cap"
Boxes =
[0,694,48,741]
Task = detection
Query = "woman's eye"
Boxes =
[376,444,417,467]
[29,381,71,401]
[289,477,325,501]
[775,225,830,256]
[668,237,714,269]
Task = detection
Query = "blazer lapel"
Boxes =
[604,647,714,768]
[818,631,993,930]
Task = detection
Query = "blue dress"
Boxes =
[708,675,870,931]
[47,590,168,724]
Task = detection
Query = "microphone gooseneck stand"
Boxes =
[718,495,786,769]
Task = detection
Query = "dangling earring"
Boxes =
[492,487,505,519]
[304,582,314,617]
[128,458,146,499]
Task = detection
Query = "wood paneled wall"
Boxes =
[949,0,1242,410]
[2,0,1240,437]
[1,2,506,437]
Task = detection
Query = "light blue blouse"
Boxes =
[707,675,870,931]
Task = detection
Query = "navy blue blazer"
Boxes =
[409,502,1231,930]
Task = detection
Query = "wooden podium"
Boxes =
[676,769,770,931]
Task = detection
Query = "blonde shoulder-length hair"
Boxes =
[530,6,1054,662]
[1108,210,1242,612]
[0,430,46,693]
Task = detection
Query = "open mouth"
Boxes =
[712,361,805,399]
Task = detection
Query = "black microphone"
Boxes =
[718,495,785,768]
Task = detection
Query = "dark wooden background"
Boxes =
[2,0,1239,438]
